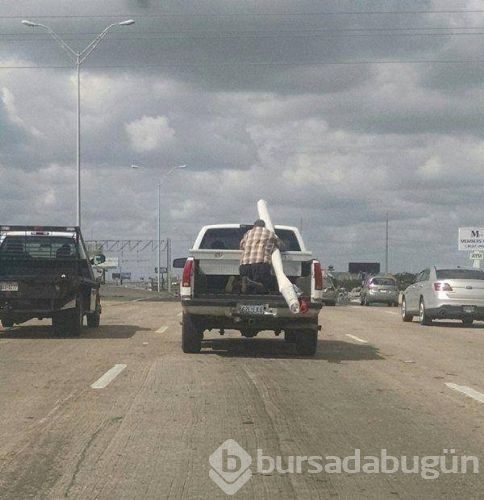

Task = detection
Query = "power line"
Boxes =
[2,58,484,70]
[6,30,484,42]
[2,9,484,19]
[4,24,484,35]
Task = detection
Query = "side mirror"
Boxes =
[173,257,187,269]
[93,267,104,283]
[90,254,106,265]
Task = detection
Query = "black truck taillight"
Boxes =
[182,258,194,287]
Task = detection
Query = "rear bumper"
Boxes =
[181,296,321,330]
[364,292,398,303]
[426,304,484,321]
[0,296,78,318]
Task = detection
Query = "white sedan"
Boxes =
[401,266,484,326]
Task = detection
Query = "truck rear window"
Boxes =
[199,227,301,251]
[0,236,80,260]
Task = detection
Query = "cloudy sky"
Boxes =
[1,0,484,275]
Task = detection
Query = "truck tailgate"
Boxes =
[190,249,312,276]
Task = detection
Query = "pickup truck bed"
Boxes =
[177,224,323,355]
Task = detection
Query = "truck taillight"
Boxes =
[313,260,323,290]
[182,258,194,287]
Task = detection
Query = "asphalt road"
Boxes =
[0,289,483,499]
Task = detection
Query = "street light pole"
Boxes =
[132,164,187,293]
[22,19,135,228]
[158,165,187,293]
[158,181,161,293]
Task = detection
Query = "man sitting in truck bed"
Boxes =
[239,219,281,294]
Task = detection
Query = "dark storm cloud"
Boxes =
[1,0,484,272]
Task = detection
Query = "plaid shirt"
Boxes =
[240,226,279,265]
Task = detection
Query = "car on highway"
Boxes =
[401,266,484,326]
[360,274,399,306]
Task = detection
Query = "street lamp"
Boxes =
[22,18,135,228]
[131,164,187,293]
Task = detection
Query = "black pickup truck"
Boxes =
[0,225,104,336]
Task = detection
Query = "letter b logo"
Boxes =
[209,439,252,495]
[222,448,241,473]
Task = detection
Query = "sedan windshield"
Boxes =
[436,269,484,280]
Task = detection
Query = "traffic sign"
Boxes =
[458,227,484,251]
[470,251,484,261]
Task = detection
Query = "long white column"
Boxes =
[257,199,300,314]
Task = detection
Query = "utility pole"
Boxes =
[166,238,172,293]
[385,212,389,274]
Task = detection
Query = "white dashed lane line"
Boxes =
[91,364,127,389]
[445,383,484,404]
[156,326,168,333]
[345,334,368,344]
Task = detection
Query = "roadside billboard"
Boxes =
[458,227,484,251]
[348,262,381,275]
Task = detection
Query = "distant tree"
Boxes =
[395,272,416,290]
[336,277,363,291]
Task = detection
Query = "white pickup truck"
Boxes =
[175,224,324,355]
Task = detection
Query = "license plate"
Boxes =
[463,305,476,313]
[238,304,265,315]
[0,282,18,292]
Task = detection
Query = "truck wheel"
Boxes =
[86,311,100,328]
[240,329,258,338]
[67,296,84,337]
[87,293,101,327]
[295,330,318,356]
[182,313,202,353]
[1,319,14,328]
[284,330,297,343]
[54,298,83,337]
[52,313,65,336]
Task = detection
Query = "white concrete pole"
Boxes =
[257,199,300,314]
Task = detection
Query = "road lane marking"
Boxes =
[156,326,168,333]
[91,364,127,389]
[445,383,484,404]
[177,312,183,317]
[384,311,399,315]
[346,334,368,344]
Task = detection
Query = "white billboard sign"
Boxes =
[459,227,484,251]
[97,257,119,269]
